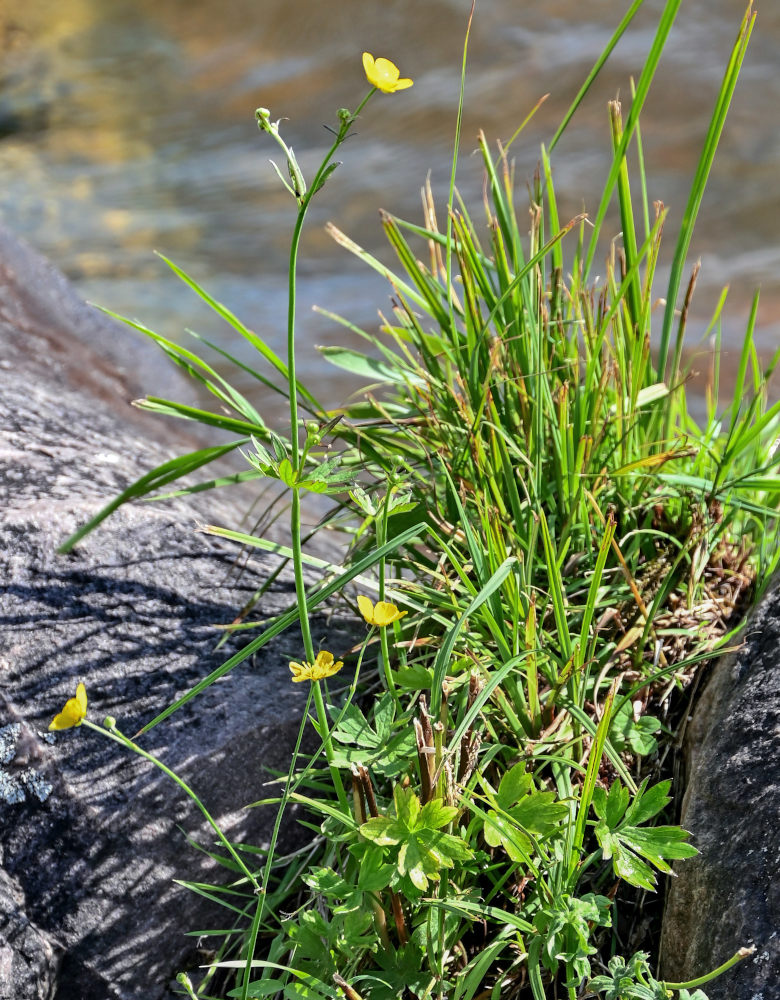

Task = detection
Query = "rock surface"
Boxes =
[661,571,780,999]
[0,227,351,999]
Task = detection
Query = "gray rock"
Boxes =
[0,225,173,405]
[0,868,62,1000]
[0,228,352,998]
[661,571,780,998]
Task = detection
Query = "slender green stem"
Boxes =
[290,489,314,660]
[239,893,266,1000]
[84,719,259,890]
[377,486,400,707]
[312,677,348,811]
[283,90,376,811]
[286,88,375,471]
[664,946,755,990]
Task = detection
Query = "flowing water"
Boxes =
[1,0,778,420]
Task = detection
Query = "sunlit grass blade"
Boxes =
[583,0,683,278]
[549,0,646,151]
[657,1,756,386]
[135,521,429,734]
[57,440,247,554]
[156,252,323,413]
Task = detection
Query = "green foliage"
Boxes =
[589,953,709,1000]
[59,2,772,999]
[329,695,416,779]
[592,780,698,890]
[610,702,663,757]
[529,892,612,990]
[359,786,472,894]
[481,764,569,863]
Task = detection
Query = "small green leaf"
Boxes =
[302,866,352,898]
[624,779,672,826]
[350,484,378,517]
[357,844,394,891]
[418,798,459,831]
[496,763,534,809]
[612,848,657,891]
[269,431,288,462]
[513,789,569,835]
[331,702,378,749]
[311,159,341,196]
[249,436,273,468]
[278,457,295,487]
[482,810,533,863]
[605,780,630,828]
[361,816,401,846]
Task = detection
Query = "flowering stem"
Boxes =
[376,489,401,707]
[663,946,756,990]
[84,719,259,891]
[311,678,348,810]
[284,91,375,812]
[286,88,374,480]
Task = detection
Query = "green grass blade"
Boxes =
[135,521,430,734]
[549,0,646,151]
[657,1,755,382]
[430,557,518,718]
[57,440,247,553]
[156,252,323,412]
[584,0,683,278]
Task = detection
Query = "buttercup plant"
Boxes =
[289,650,344,683]
[52,6,778,999]
[250,53,414,819]
[357,596,407,627]
[48,682,88,731]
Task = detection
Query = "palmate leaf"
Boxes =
[588,952,667,999]
[531,892,611,988]
[481,763,569,862]
[588,951,710,1000]
[360,786,472,892]
[329,696,416,777]
[592,779,698,891]
[362,943,433,1000]
[610,701,663,757]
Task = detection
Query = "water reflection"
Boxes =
[1,0,777,419]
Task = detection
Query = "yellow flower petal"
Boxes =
[312,651,344,680]
[357,594,376,625]
[373,601,408,627]
[362,52,413,94]
[49,682,88,731]
[289,652,343,683]
[357,595,407,627]
[289,661,311,682]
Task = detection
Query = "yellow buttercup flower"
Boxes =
[362,53,413,94]
[357,595,408,627]
[49,682,87,731]
[289,650,344,683]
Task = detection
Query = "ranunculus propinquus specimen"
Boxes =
[362,53,413,94]
[49,682,87,730]
[357,595,408,627]
[289,650,344,683]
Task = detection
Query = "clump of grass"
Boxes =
[53,2,778,999]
